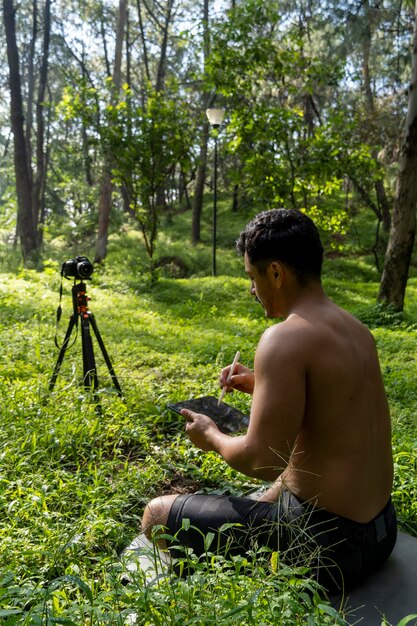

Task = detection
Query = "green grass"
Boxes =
[1,203,417,624]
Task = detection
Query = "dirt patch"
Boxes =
[160,473,202,495]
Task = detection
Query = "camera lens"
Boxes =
[77,260,93,279]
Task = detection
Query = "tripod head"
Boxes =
[71,281,90,327]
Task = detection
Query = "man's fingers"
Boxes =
[180,408,194,421]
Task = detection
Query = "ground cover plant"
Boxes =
[1,203,417,625]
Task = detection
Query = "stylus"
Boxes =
[218,351,240,405]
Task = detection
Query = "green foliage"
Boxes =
[106,83,194,259]
[204,0,380,249]
[0,557,346,625]
[354,302,405,329]
[57,78,195,260]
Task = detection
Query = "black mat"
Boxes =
[332,531,417,625]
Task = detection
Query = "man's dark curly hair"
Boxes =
[236,208,323,284]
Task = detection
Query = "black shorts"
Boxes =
[166,490,397,593]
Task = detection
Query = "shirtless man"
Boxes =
[142,208,397,592]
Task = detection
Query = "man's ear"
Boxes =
[270,261,284,286]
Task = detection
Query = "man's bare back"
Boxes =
[257,296,393,523]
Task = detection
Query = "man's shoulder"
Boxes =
[261,314,314,341]
[259,304,373,356]
[257,316,314,360]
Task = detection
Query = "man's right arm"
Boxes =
[219,362,255,395]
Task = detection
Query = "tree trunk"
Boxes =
[100,9,111,78]
[33,0,51,247]
[136,0,150,83]
[95,174,113,263]
[155,0,173,93]
[153,0,173,215]
[378,0,417,310]
[25,0,36,193]
[3,0,38,264]
[192,121,209,243]
[191,0,210,244]
[232,183,239,212]
[361,0,391,235]
[94,0,127,264]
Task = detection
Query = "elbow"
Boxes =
[252,463,282,482]
[243,445,283,481]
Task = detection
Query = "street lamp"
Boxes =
[206,108,225,277]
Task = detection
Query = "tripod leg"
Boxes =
[89,314,123,397]
[49,316,76,393]
[80,315,99,394]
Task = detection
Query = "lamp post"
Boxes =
[206,107,225,277]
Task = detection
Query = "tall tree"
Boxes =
[3,0,37,263]
[191,0,211,244]
[94,0,127,264]
[378,0,417,310]
[2,0,51,264]
[358,0,391,235]
[33,0,51,247]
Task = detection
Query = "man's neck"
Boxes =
[282,280,327,319]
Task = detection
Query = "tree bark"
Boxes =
[3,0,38,264]
[361,0,391,235]
[154,0,174,215]
[191,0,210,244]
[192,120,209,243]
[25,0,37,192]
[378,0,417,310]
[136,0,150,84]
[94,0,127,264]
[33,0,51,247]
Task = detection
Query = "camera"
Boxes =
[61,256,94,280]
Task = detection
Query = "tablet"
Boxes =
[167,396,249,434]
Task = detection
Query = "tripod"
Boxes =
[49,281,122,400]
